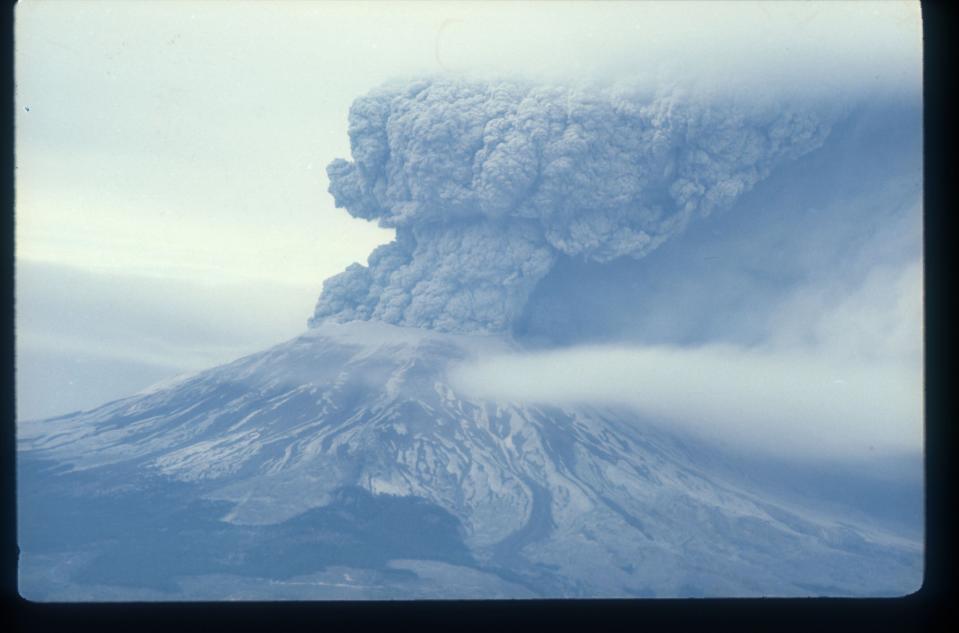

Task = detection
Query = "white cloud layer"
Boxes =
[450,260,923,459]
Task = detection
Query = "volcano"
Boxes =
[17,320,921,599]
[16,72,925,601]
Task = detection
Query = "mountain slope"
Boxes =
[17,320,921,599]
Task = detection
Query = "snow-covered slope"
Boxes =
[17,320,921,599]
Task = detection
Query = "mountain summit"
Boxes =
[18,320,921,599]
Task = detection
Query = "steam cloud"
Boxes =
[448,259,924,458]
[310,79,837,333]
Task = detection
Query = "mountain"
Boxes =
[17,320,922,600]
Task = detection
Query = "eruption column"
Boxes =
[311,79,836,334]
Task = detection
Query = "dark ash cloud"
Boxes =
[311,79,838,333]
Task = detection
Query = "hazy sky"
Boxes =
[14,1,922,425]
[15,0,920,285]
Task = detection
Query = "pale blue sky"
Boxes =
[15,0,920,284]
[14,1,922,421]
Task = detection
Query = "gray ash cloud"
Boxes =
[310,78,836,334]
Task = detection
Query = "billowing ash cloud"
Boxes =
[310,78,837,333]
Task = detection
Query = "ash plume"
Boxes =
[310,79,837,334]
